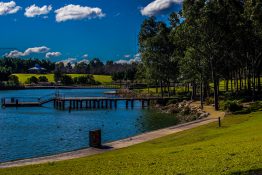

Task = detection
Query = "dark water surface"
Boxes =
[0,89,178,163]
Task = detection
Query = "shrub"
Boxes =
[167,99,179,105]
[249,101,262,111]
[223,100,243,112]
[25,76,38,84]
[205,97,214,105]
[38,76,48,82]
[233,108,252,115]
[8,75,19,85]
[73,75,100,85]
[61,75,74,85]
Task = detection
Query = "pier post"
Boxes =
[97,100,100,109]
[80,100,83,109]
[105,100,108,108]
[76,100,79,109]
[142,100,145,109]
[126,100,129,109]
[89,100,92,109]
[86,100,88,108]
[93,100,96,109]
[58,100,61,109]
[114,99,117,109]
[73,100,76,109]
[69,100,72,109]
[1,98,4,107]
[147,100,150,108]
[131,99,134,109]
[101,100,104,108]
[110,100,113,109]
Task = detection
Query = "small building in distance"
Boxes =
[28,64,47,74]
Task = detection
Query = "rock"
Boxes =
[200,113,209,118]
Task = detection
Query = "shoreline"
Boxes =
[0,86,118,91]
[0,106,225,168]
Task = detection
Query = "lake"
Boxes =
[0,89,178,163]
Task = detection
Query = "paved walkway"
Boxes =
[0,104,225,169]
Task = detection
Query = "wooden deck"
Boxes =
[1,96,188,109]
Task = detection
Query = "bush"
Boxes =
[249,101,262,111]
[223,100,243,112]
[61,75,74,85]
[8,75,19,85]
[25,76,38,84]
[205,97,214,105]
[38,76,48,82]
[73,75,100,85]
[232,108,252,115]
[167,99,179,105]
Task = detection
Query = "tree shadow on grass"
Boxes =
[231,168,262,175]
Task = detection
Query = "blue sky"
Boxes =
[0,0,182,63]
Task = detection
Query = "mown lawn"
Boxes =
[13,74,112,85]
[1,112,261,175]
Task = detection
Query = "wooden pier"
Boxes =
[1,96,187,110]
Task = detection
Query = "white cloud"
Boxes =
[24,46,50,55]
[115,53,141,64]
[0,1,21,15]
[124,54,131,58]
[5,50,24,58]
[55,4,105,22]
[141,0,182,16]
[82,54,88,58]
[5,46,50,58]
[78,59,90,64]
[25,4,52,18]
[56,58,77,66]
[46,52,61,58]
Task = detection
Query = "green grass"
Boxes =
[13,74,112,85]
[1,112,261,175]
[137,87,188,95]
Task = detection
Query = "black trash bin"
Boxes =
[89,129,101,148]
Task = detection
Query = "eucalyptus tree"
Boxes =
[243,0,262,99]
[139,17,175,97]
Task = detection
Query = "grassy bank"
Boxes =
[1,112,261,175]
[13,74,112,85]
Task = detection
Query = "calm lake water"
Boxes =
[0,89,178,163]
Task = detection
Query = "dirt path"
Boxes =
[0,104,225,169]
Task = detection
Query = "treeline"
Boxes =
[138,0,262,110]
[0,57,138,82]
[0,57,55,77]
[55,58,138,81]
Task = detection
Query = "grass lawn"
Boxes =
[1,112,261,175]
[13,74,112,85]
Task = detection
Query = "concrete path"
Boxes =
[0,105,225,169]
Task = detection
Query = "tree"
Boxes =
[139,17,176,97]
[0,67,11,81]
[8,75,19,85]
[61,75,74,85]
[26,76,38,84]
[38,76,48,82]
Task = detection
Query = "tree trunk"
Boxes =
[160,81,164,98]
[225,79,229,91]
[257,73,261,94]
[173,83,176,95]
[167,81,170,97]
[191,81,196,100]
[214,77,219,111]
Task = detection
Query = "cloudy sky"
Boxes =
[0,0,182,62]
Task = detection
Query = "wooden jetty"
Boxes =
[1,96,188,110]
